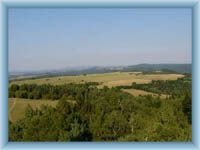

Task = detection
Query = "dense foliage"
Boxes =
[117,77,191,97]
[9,77,192,141]
[9,82,99,100]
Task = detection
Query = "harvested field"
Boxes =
[10,72,184,88]
[122,89,168,99]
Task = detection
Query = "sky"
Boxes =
[8,8,192,72]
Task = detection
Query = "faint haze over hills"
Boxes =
[9,64,192,81]
[9,8,192,72]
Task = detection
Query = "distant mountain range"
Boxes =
[9,63,191,80]
[125,64,191,73]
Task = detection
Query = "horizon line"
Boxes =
[9,63,192,73]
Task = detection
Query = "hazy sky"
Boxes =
[9,8,192,72]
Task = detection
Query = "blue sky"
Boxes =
[9,8,192,72]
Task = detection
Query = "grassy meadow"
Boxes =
[10,72,184,87]
[9,98,58,122]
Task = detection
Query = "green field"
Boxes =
[11,72,184,87]
[9,98,58,122]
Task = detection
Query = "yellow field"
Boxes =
[10,72,184,87]
[122,89,168,99]
[9,98,58,122]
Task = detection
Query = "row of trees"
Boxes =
[9,80,191,141]
[9,82,99,100]
[117,77,191,97]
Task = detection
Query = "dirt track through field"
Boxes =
[9,100,17,122]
